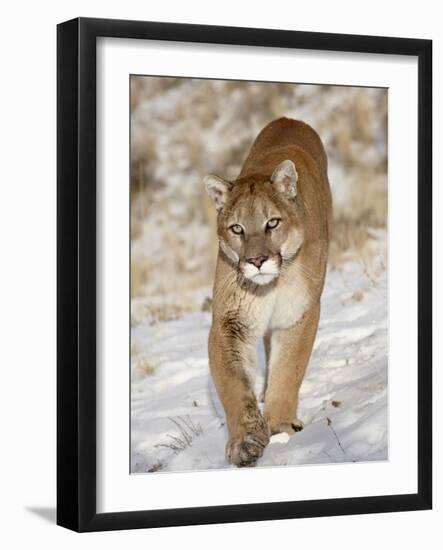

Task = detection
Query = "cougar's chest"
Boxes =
[250,278,310,335]
[269,282,310,330]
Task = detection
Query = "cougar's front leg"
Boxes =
[264,302,320,435]
[209,318,269,467]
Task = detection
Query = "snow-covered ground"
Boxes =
[129,78,388,473]
[131,263,388,473]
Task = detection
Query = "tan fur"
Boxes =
[205,118,332,466]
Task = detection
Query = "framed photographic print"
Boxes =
[57,17,432,532]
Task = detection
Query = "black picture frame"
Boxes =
[57,17,432,532]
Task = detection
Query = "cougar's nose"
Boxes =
[246,255,268,269]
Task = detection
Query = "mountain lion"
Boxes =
[204,117,332,467]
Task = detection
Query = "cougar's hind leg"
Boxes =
[259,331,272,403]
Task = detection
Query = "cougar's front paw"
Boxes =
[226,430,269,467]
[268,418,304,436]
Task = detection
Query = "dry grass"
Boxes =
[129,76,387,320]
[155,416,203,454]
[131,298,196,326]
[131,353,156,378]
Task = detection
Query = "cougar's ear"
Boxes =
[271,160,298,199]
[204,175,233,211]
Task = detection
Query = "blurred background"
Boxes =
[130,76,387,326]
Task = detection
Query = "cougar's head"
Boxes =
[205,160,304,286]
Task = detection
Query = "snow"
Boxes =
[130,78,388,301]
[131,264,388,473]
[130,78,388,473]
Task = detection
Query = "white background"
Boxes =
[0,0,440,548]
[98,39,418,512]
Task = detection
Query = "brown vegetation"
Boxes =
[130,77,387,320]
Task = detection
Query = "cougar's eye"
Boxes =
[266,218,281,230]
[230,224,244,235]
